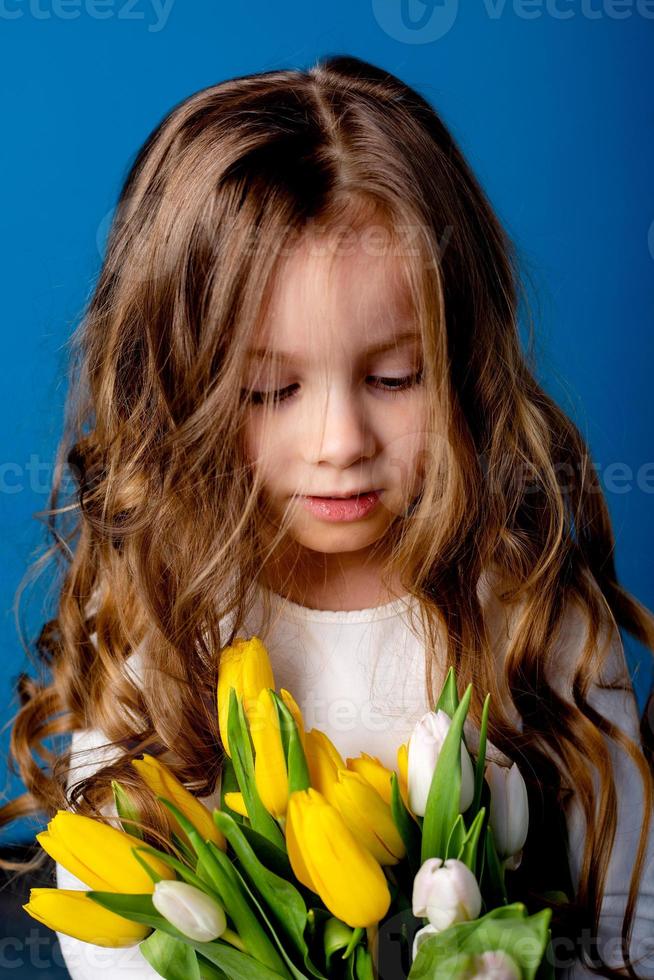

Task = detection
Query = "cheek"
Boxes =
[243,416,289,485]
[378,395,429,488]
[380,392,427,446]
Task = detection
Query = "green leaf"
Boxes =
[227,687,286,849]
[457,807,486,873]
[220,754,246,826]
[192,942,287,980]
[434,666,459,717]
[474,778,492,884]
[389,772,422,877]
[87,891,164,928]
[444,814,466,861]
[87,892,287,980]
[172,831,198,866]
[205,841,310,980]
[408,903,552,980]
[134,844,218,897]
[342,926,364,959]
[421,684,472,864]
[269,691,310,794]
[213,810,323,978]
[238,823,293,879]
[354,944,374,980]
[323,918,354,969]
[414,949,477,979]
[112,780,144,839]
[471,693,491,815]
[160,800,290,978]
[197,957,229,980]
[130,845,164,885]
[140,929,201,980]
[483,826,508,906]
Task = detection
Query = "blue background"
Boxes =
[1,0,653,843]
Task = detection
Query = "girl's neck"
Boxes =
[259,549,407,612]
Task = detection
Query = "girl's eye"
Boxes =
[241,369,423,406]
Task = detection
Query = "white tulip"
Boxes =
[486,760,529,866]
[412,857,482,933]
[411,921,440,961]
[408,710,475,816]
[412,927,522,978]
[152,880,227,942]
[466,950,522,978]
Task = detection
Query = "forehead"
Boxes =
[249,232,419,363]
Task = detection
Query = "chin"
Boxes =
[290,519,388,554]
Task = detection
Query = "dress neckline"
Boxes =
[258,584,419,624]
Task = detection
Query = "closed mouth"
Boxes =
[306,489,380,499]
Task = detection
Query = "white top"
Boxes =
[53,579,654,979]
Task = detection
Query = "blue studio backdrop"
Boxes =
[1,1,653,844]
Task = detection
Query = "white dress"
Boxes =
[52,579,654,979]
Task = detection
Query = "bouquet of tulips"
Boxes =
[24,636,557,979]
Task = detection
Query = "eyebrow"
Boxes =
[247,330,421,362]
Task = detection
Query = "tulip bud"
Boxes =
[467,950,522,978]
[407,710,475,816]
[131,754,226,850]
[412,857,482,932]
[36,811,174,894]
[217,636,275,758]
[345,753,394,805]
[23,888,150,947]
[303,728,346,807]
[286,787,391,928]
[412,928,521,978]
[486,760,529,866]
[397,742,409,808]
[152,880,227,942]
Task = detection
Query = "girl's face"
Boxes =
[242,230,429,561]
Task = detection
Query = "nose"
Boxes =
[306,384,377,469]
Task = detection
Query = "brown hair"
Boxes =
[3,54,653,978]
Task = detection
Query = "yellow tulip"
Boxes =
[286,788,391,928]
[330,769,406,865]
[24,888,150,947]
[36,811,174,893]
[224,791,249,818]
[217,636,275,758]
[397,742,410,808]
[249,688,289,818]
[280,687,306,752]
[131,753,226,850]
[346,752,394,805]
[304,728,346,807]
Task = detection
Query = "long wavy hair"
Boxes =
[2,54,653,978]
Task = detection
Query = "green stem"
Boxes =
[221,927,246,952]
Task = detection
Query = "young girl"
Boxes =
[2,54,653,979]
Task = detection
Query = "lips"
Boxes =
[307,489,379,499]
[300,490,382,522]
